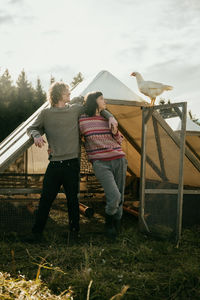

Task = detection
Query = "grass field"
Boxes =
[0,199,200,299]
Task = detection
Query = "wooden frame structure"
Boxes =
[1,98,200,243]
[139,102,200,243]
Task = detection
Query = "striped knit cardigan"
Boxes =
[79,114,125,161]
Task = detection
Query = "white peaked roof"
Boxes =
[70,70,144,101]
[166,117,200,134]
[0,70,143,173]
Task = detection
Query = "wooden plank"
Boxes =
[106,99,147,107]
[152,116,168,181]
[127,166,137,177]
[173,106,182,119]
[176,102,186,243]
[176,131,200,136]
[123,205,139,217]
[0,173,44,176]
[143,102,186,111]
[145,189,200,194]
[2,187,199,196]
[0,188,43,194]
[118,123,164,180]
[0,188,104,195]
[144,109,153,124]
[185,132,200,136]
[139,109,150,232]
[185,140,200,161]
[152,110,200,173]
[182,190,200,194]
[145,189,178,194]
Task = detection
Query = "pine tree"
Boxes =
[189,110,200,126]
[50,75,55,85]
[158,98,176,119]
[0,69,17,141]
[16,69,34,102]
[0,69,16,105]
[16,69,35,122]
[0,69,12,92]
[70,72,84,89]
[34,78,46,108]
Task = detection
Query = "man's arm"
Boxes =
[72,96,118,130]
[70,96,84,105]
[27,111,46,148]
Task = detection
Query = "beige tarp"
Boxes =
[106,103,200,187]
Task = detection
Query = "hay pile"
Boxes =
[0,272,73,299]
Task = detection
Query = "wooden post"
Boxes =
[118,123,164,180]
[176,102,187,244]
[152,116,168,181]
[139,108,150,233]
[24,149,28,188]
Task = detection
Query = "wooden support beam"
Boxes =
[185,140,200,162]
[176,102,186,244]
[123,205,139,217]
[106,99,147,107]
[173,106,183,119]
[1,187,199,196]
[152,110,200,173]
[0,188,104,195]
[127,166,137,178]
[118,123,164,180]
[152,116,168,181]
[144,102,186,111]
[0,188,43,194]
[139,109,150,233]
[145,189,200,194]
[144,108,153,123]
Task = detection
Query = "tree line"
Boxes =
[0,70,83,142]
[2,69,198,144]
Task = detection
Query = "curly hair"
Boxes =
[84,91,103,116]
[48,82,69,107]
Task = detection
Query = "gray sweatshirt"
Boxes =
[27,98,114,161]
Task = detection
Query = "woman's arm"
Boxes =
[112,130,124,145]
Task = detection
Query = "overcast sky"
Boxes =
[1,0,200,116]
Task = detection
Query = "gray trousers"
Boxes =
[93,157,127,219]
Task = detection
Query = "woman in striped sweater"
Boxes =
[79,91,127,239]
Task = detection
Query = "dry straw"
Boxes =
[0,272,73,300]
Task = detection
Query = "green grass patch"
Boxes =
[0,200,200,299]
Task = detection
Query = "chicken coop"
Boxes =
[1,70,200,242]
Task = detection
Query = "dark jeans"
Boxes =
[32,158,80,234]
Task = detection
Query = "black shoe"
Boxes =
[23,232,44,244]
[68,229,80,245]
[105,213,117,240]
[113,216,121,235]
